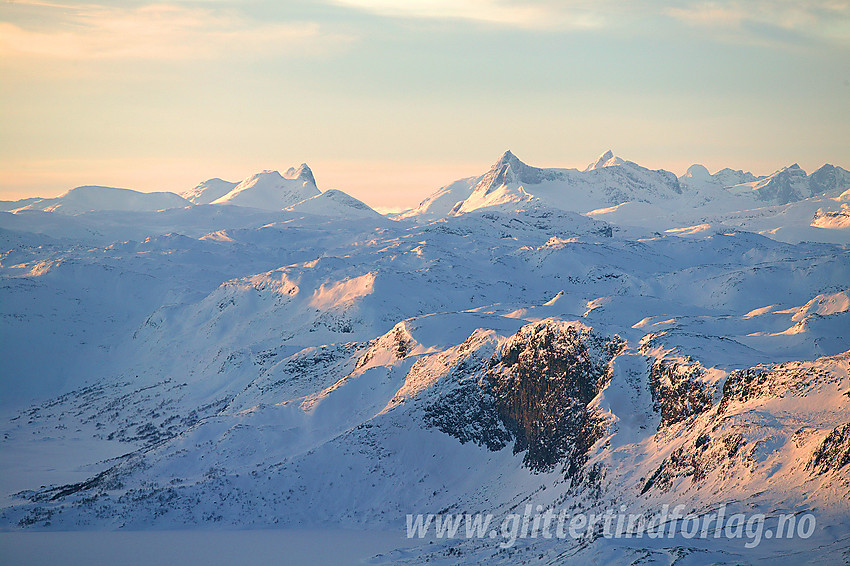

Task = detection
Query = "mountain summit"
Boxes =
[727,163,850,205]
[211,167,321,210]
[9,186,189,215]
[182,178,238,205]
[585,149,625,171]
[476,150,559,195]
[446,150,681,215]
[285,163,317,187]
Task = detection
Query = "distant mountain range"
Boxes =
[400,150,850,219]
[0,185,190,215]
[0,163,370,219]
[3,152,848,224]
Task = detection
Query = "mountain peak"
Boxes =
[478,151,538,194]
[11,185,189,215]
[181,178,238,205]
[683,164,711,180]
[285,163,317,187]
[250,170,284,183]
[497,149,517,163]
[585,150,625,171]
[749,163,811,204]
[681,163,712,182]
[807,163,850,198]
[210,166,320,210]
[491,150,527,171]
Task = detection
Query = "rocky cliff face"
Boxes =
[808,423,850,475]
[485,322,623,474]
[424,321,624,475]
[648,359,714,428]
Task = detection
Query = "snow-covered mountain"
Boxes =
[449,150,682,215]
[210,165,320,210]
[181,178,238,205]
[392,150,849,245]
[679,162,850,207]
[584,148,626,170]
[726,163,850,204]
[0,198,40,212]
[4,186,190,215]
[678,163,760,189]
[287,188,383,219]
[393,176,481,220]
[1,151,849,564]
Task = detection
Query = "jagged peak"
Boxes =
[285,163,317,186]
[473,150,548,195]
[812,163,837,173]
[492,150,525,169]
[585,149,625,171]
[781,163,805,174]
[810,163,850,178]
[235,165,317,190]
[757,163,806,182]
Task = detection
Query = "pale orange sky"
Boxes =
[2,0,848,209]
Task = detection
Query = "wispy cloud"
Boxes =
[665,0,850,47]
[328,0,606,30]
[0,2,355,60]
[327,0,850,46]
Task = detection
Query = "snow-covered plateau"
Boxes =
[1,151,849,565]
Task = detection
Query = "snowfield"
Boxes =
[1,152,849,565]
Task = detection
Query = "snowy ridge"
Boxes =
[287,189,383,219]
[386,150,850,244]
[728,163,850,204]
[394,176,481,220]
[584,149,625,171]
[679,163,759,190]
[451,150,683,216]
[211,166,320,210]
[1,150,849,564]
[181,178,238,205]
[9,186,190,215]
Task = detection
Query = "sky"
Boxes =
[1,0,849,210]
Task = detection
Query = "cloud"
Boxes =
[666,3,748,27]
[328,0,849,46]
[665,0,850,47]
[328,0,606,30]
[0,2,355,60]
